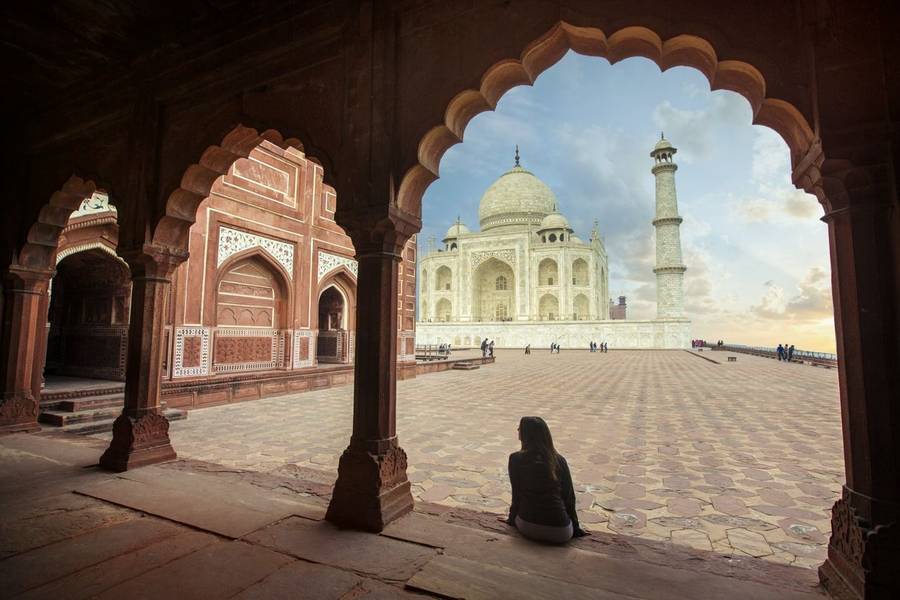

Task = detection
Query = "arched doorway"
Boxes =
[212,253,289,374]
[317,286,348,363]
[435,298,452,322]
[473,258,515,321]
[45,248,130,381]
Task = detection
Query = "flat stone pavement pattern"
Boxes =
[1,430,827,599]
[123,349,843,569]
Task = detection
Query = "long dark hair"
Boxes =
[518,416,560,481]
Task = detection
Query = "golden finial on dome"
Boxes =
[514,145,520,167]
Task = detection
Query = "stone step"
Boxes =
[39,405,123,427]
[56,393,124,412]
[41,384,125,403]
[60,408,188,436]
[451,362,480,370]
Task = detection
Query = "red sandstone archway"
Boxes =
[397,23,818,215]
[152,125,334,254]
[15,176,100,273]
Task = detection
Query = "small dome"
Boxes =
[652,135,677,156]
[444,222,470,240]
[478,166,558,231]
[570,235,582,243]
[537,212,571,232]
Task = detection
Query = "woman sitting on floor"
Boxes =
[504,416,588,543]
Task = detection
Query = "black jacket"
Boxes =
[507,451,581,531]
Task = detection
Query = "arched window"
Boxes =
[495,275,507,290]
[539,258,558,286]
[559,234,565,241]
[436,266,452,291]
[450,242,457,250]
[542,235,547,242]
[549,233,557,242]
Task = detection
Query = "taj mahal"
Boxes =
[416,137,692,349]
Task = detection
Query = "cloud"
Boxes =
[750,267,833,321]
[731,128,822,223]
[651,93,750,163]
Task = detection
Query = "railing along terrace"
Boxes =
[415,344,451,361]
[710,343,837,367]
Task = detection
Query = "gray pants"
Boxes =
[515,515,573,544]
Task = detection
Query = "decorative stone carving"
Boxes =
[99,412,176,472]
[326,442,414,532]
[172,327,210,377]
[292,329,314,368]
[211,327,283,373]
[471,249,516,269]
[318,251,358,281]
[820,496,900,600]
[217,226,294,278]
[56,242,122,265]
[0,395,39,433]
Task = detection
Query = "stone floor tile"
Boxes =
[726,528,774,558]
[94,541,292,600]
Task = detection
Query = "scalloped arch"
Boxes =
[153,125,327,253]
[398,23,815,214]
[15,175,98,272]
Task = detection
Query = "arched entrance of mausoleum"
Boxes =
[473,258,515,321]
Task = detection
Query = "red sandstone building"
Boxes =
[46,142,416,420]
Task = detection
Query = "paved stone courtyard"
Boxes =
[125,349,843,569]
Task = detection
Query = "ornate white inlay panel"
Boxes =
[71,192,117,218]
[471,249,516,269]
[292,329,315,369]
[172,326,210,378]
[217,226,294,278]
[317,251,358,281]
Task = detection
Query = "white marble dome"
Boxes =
[537,212,571,232]
[443,222,470,240]
[478,166,557,231]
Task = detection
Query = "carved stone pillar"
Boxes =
[816,170,900,600]
[326,207,419,531]
[0,266,51,434]
[100,246,183,471]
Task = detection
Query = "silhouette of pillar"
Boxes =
[817,171,900,600]
[100,246,181,471]
[326,207,419,531]
[0,266,51,434]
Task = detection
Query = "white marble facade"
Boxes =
[417,144,691,349]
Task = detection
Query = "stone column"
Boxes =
[818,191,900,599]
[0,266,51,434]
[100,246,182,471]
[327,208,417,532]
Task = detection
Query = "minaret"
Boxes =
[650,134,687,318]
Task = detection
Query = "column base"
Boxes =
[0,394,40,434]
[99,412,177,472]
[326,442,414,532]
[819,496,900,600]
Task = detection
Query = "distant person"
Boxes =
[489,340,495,357]
[503,416,588,544]
[525,344,531,355]
[787,344,795,362]
[481,338,488,357]
[777,344,785,361]
[549,343,555,354]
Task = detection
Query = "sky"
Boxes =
[417,52,837,354]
